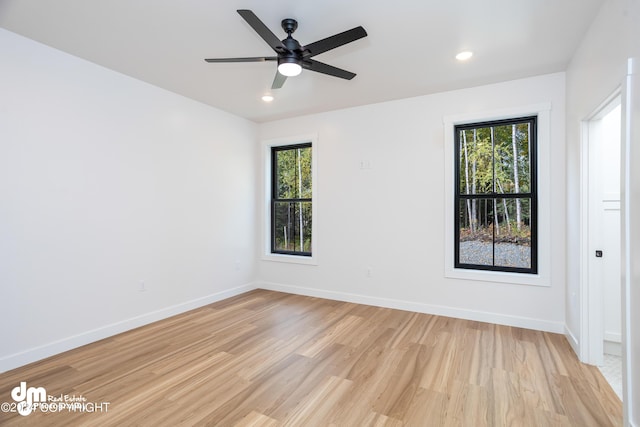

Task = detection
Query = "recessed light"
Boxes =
[456,51,473,61]
[261,94,274,102]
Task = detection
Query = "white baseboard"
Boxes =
[564,325,580,358]
[603,331,622,356]
[0,283,256,374]
[604,340,622,357]
[604,331,622,343]
[257,281,565,334]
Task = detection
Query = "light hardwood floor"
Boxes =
[0,290,622,426]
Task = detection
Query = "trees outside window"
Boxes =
[454,117,537,273]
[271,143,312,256]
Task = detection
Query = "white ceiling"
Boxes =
[0,0,603,123]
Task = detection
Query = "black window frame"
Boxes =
[271,143,312,257]
[454,116,538,274]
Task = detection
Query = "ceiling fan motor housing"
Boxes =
[280,35,303,65]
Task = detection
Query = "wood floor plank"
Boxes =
[402,386,449,426]
[283,375,353,426]
[0,289,622,426]
[295,314,363,358]
[418,331,457,393]
[443,379,491,426]
[233,410,279,427]
[363,412,405,426]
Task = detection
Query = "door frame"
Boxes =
[579,89,621,365]
[621,56,639,426]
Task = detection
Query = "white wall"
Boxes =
[0,29,258,372]
[565,0,640,423]
[257,73,567,333]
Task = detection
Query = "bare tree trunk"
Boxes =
[286,208,290,250]
[512,125,521,231]
[462,131,473,232]
[283,226,288,249]
[472,129,477,233]
[496,179,511,233]
[297,148,304,251]
[484,199,488,229]
[526,122,531,230]
[491,128,499,236]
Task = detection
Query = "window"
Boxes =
[454,116,537,274]
[271,143,312,256]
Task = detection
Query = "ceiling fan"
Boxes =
[205,9,368,89]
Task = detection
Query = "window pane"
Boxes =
[494,123,531,194]
[273,201,312,253]
[458,198,494,266]
[459,128,493,195]
[459,237,494,267]
[275,146,312,199]
[458,198,532,268]
[493,198,531,269]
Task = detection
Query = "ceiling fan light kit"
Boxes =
[277,58,302,77]
[205,9,367,89]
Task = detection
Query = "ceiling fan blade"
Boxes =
[237,9,289,54]
[204,57,277,63]
[302,59,356,80]
[303,26,367,58]
[272,71,287,89]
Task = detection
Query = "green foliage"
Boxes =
[459,124,531,196]
[275,146,312,199]
[459,224,531,245]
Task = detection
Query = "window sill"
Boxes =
[445,266,549,287]
[262,253,318,265]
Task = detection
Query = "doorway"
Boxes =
[583,93,622,399]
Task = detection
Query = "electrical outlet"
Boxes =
[235,260,240,271]
[138,281,147,292]
[366,267,372,278]
[359,160,372,170]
